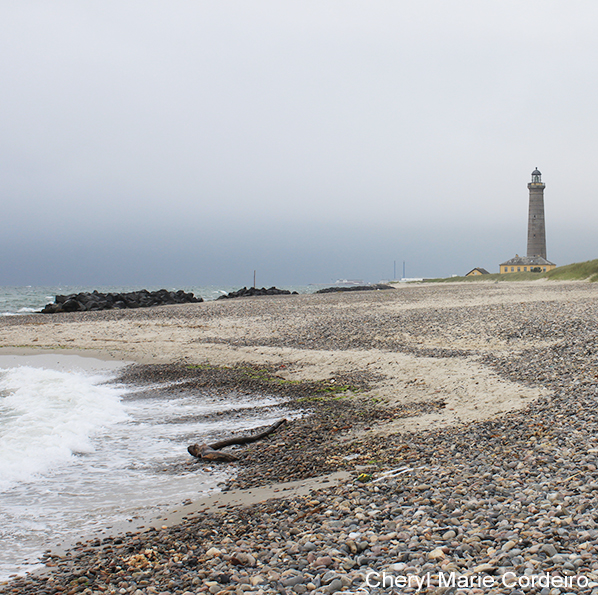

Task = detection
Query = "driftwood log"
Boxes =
[188,418,287,462]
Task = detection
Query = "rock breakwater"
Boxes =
[217,287,298,300]
[315,284,393,294]
[40,289,202,313]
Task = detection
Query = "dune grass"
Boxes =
[544,259,598,282]
[421,259,598,283]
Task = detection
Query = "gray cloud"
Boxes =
[1,1,596,286]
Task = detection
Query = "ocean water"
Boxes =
[0,284,316,316]
[0,354,293,581]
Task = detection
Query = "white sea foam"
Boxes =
[0,366,128,490]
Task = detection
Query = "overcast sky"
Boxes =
[1,1,596,286]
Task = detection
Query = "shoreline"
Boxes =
[3,281,598,593]
[28,470,352,574]
[0,351,369,584]
[1,280,576,433]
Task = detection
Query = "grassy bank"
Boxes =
[422,258,598,283]
[544,259,598,281]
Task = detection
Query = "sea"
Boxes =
[0,284,318,582]
[0,284,318,317]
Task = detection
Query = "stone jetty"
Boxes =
[217,287,298,300]
[315,284,393,294]
[40,289,202,313]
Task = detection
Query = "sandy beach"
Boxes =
[1,280,579,431]
[2,280,598,594]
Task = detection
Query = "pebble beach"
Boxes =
[2,280,598,595]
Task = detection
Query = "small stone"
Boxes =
[326,578,344,593]
[205,547,222,558]
[509,548,522,557]
[428,547,445,560]
[321,571,339,585]
[250,575,267,586]
[231,552,256,567]
[282,574,305,587]
[542,544,558,557]
[314,556,333,568]
[473,563,496,574]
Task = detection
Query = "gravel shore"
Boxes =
[2,281,598,594]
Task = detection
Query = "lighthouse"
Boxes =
[527,168,547,259]
[499,169,556,274]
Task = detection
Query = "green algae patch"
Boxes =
[185,363,367,399]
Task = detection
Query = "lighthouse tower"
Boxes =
[498,169,556,274]
[527,168,547,259]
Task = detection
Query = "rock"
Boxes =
[281,574,305,587]
[205,548,222,558]
[314,556,333,568]
[321,571,339,585]
[428,547,445,560]
[62,298,83,312]
[542,544,558,557]
[249,574,267,586]
[326,578,344,593]
[345,539,358,554]
[442,530,456,540]
[502,540,516,551]
[230,552,256,566]
[40,303,59,313]
[473,564,496,574]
